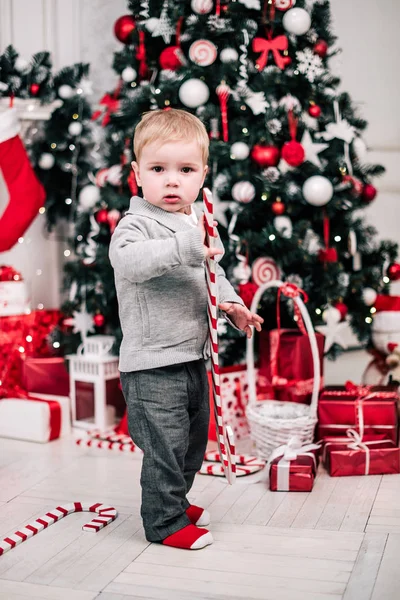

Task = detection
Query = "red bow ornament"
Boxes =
[92,93,120,127]
[252,34,289,71]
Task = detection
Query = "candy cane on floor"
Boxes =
[0,502,117,556]
[203,187,236,484]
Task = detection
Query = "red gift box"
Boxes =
[318,383,398,444]
[0,310,63,393]
[324,439,400,477]
[22,356,70,396]
[258,329,325,405]
[268,440,319,492]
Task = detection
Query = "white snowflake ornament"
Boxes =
[64,306,95,339]
[296,48,324,83]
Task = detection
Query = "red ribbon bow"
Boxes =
[252,34,288,71]
[92,92,121,127]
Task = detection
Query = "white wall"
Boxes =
[0,0,399,309]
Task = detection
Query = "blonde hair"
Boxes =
[133,108,209,165]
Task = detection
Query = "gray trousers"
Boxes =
[120,359,210,542]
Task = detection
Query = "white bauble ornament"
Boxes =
[58,84,74,99]
[79,185,101,210]
[230,142,250,160]
[191,0,213,14]
[322,306,341,324]
[38,153,55,170]
[282,8,311,35]
[122,66,137,82]
[302,175,333,206]
[274,215,293,238]
[14,57,29,72]
[68,121,83,136]
[189,40,217,66]
[179,79,209,108]
[232,181,256,204]
[220,48,239,63]
[362,288,377,306]
[232,262,251,284]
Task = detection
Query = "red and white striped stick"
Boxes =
[0,502,117,557]
[75,429,142,453]
[200,450,264,477]
[203,187,236,484]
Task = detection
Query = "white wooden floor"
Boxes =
[0,430,399,600]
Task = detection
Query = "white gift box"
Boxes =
[0,393,71,443]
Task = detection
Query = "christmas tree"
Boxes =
[54,0,398,362]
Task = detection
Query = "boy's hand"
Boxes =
[218,302,264,339]
[198,213,223,259]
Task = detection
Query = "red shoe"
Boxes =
[186,504,210,527]
[162,524,213,550]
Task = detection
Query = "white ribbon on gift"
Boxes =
[268,436,321,491]
[323,400,388,476]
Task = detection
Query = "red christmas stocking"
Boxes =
[0,108,46,252]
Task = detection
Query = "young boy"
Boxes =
[109,109,263,550]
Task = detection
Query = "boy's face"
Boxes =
[131,140,208,213]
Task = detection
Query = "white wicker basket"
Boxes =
[246,280,320,460]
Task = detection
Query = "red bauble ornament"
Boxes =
[334,302,348,321]
[308,104,321,118]
[314,39,328,58]
[114,15,136,45]
[282,55,292,67]
[271,200,285,215]
[30,83,40,96]
[93,313,105,327]
[342,175,363,198]
[281,140,305,167]
[387,263,400,281]
[96,208,109,224]
[159,46,185,71]
[362,183,377,203]
[250,144,280,167]
[238,282,259,309]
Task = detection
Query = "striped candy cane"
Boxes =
[0,502,117,557]
[203,187,236,484]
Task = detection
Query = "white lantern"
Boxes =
[68,121,83,136]
[282,8,311,35]
[58,84,75,99]
[179,79,210,108]
[67,335,121,430]
[38,153,55,170]
[191,0,213,14]
[220,48,239,63]
[79,185,101,210]
[362,287,377,306]
[274,215,293,238]
[122,66,137,82]
[230,142,250,160]
[302,175,333,206]
[232,181,256,204]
